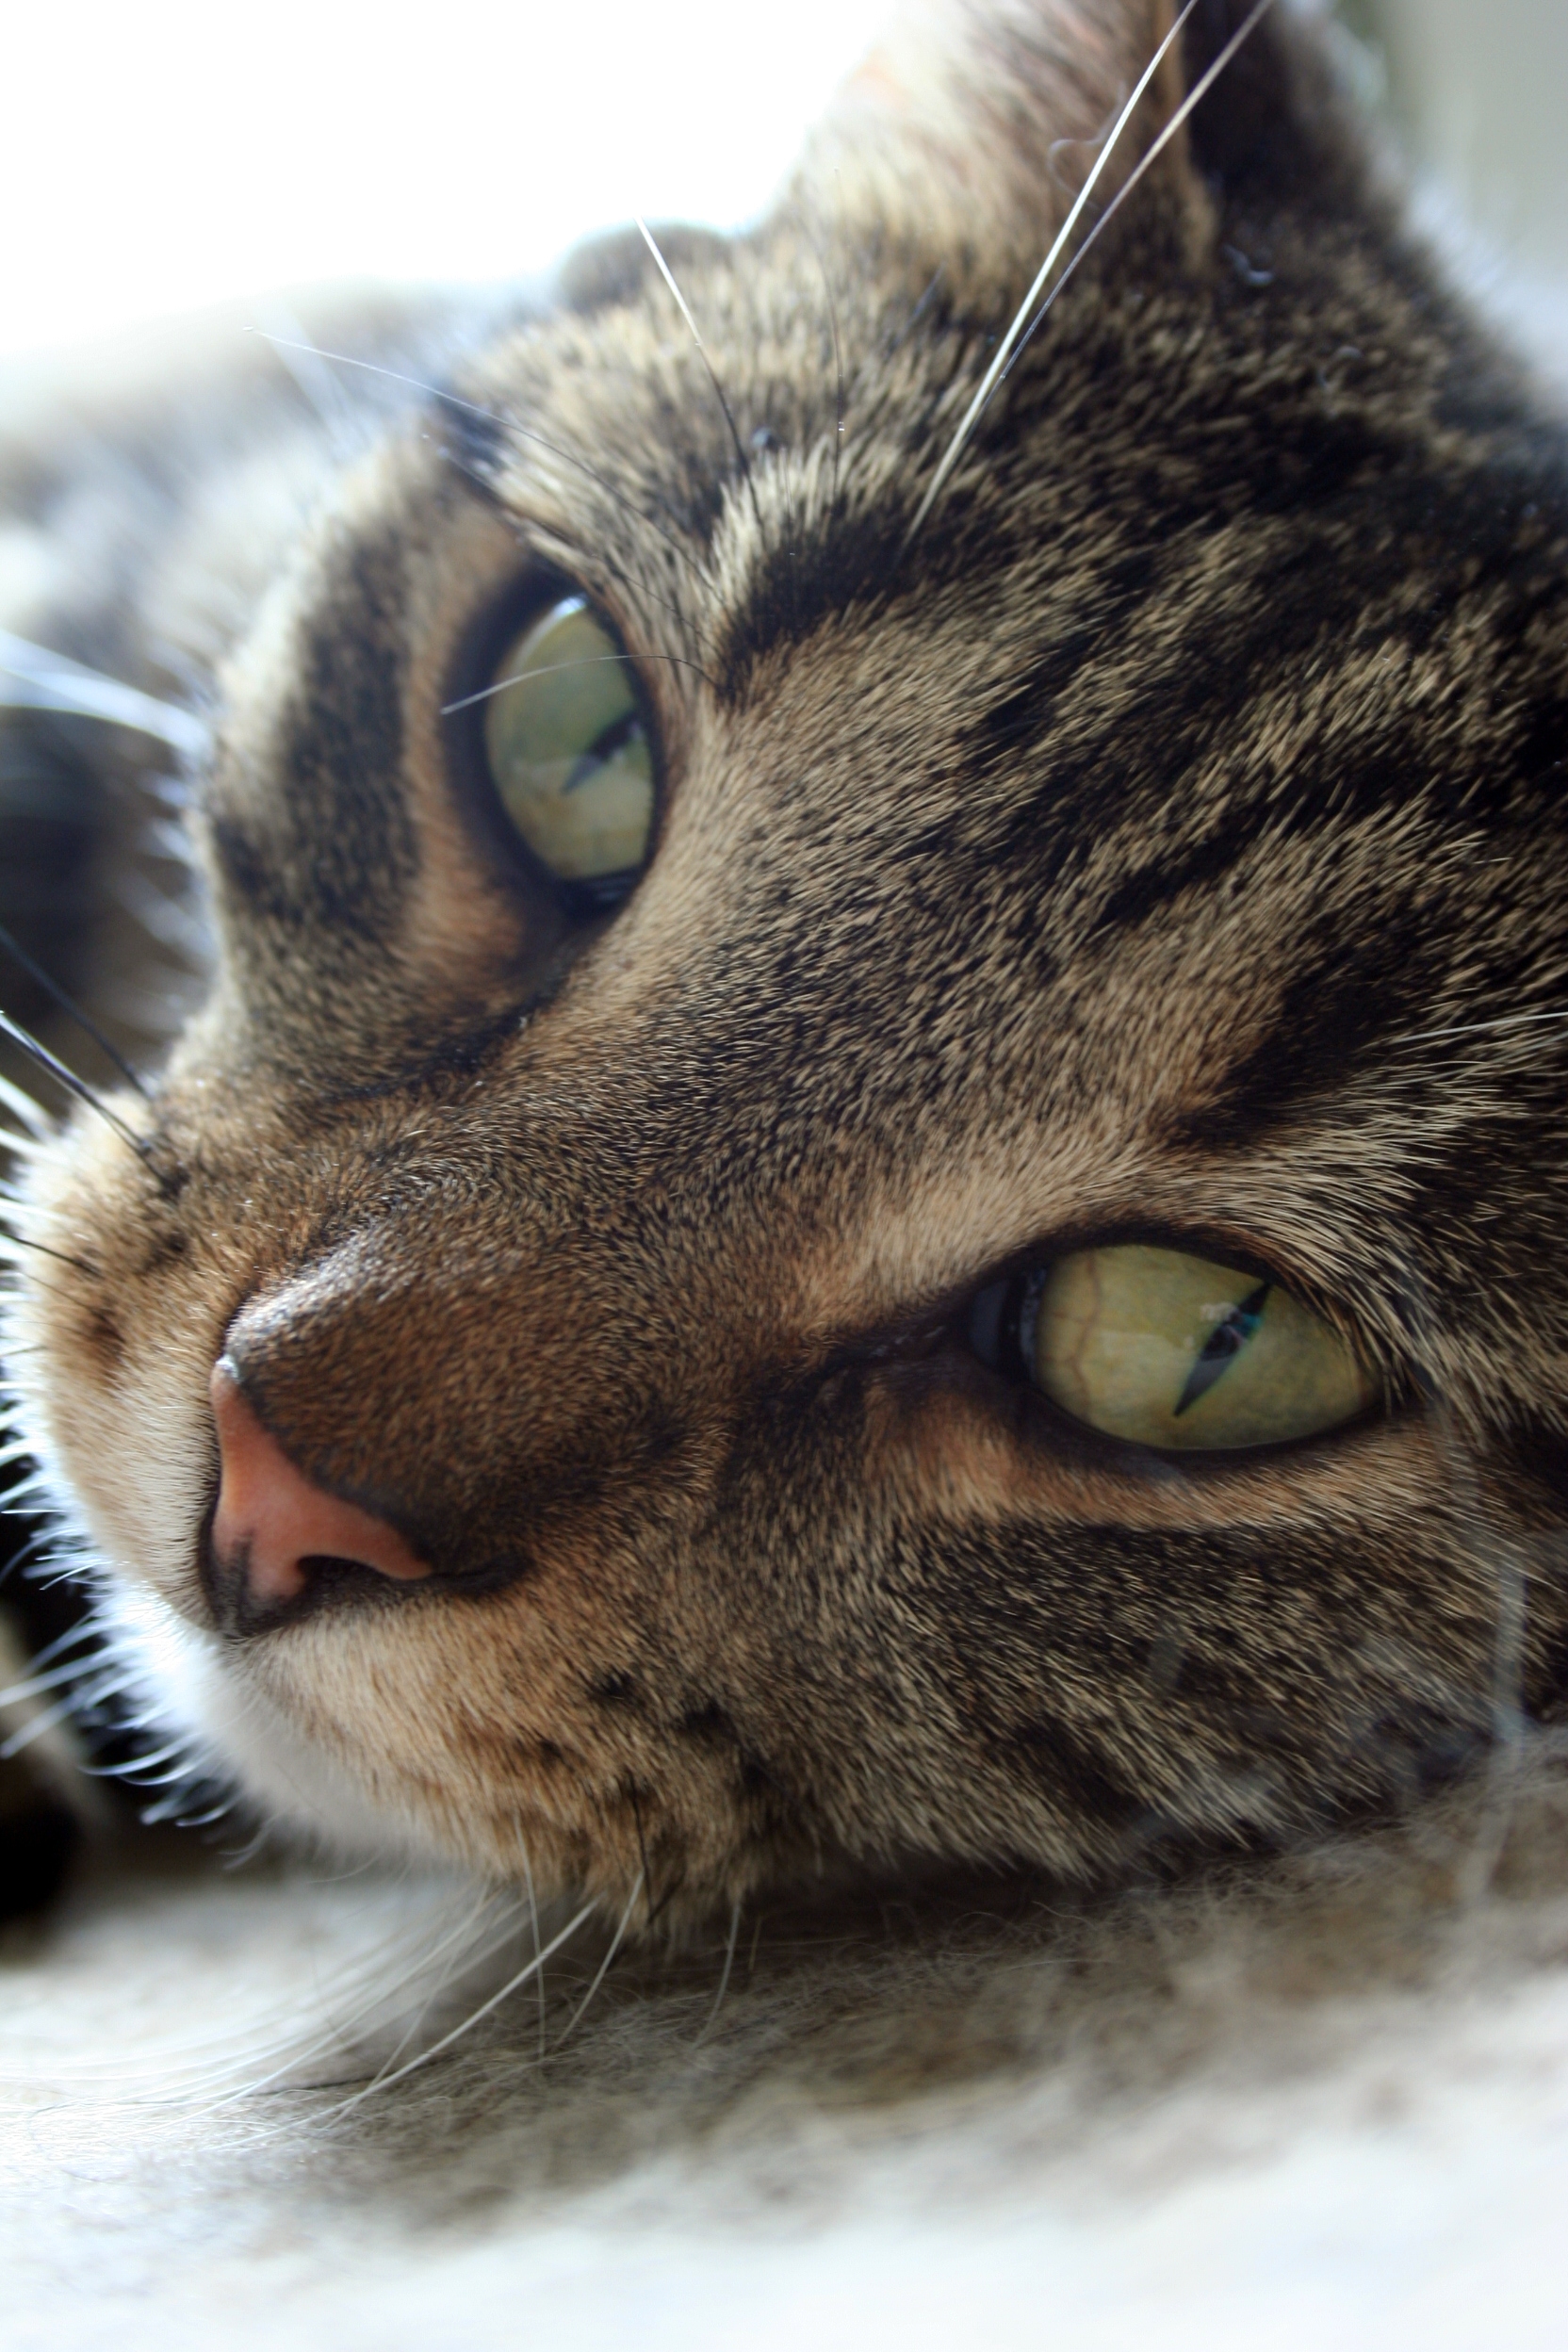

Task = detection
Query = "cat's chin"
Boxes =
[99,1581,454,1872]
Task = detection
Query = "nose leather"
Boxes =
[209,1363,431,1607]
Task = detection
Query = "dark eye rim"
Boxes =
[945,1219,1395,1467]
[443,568,664,919]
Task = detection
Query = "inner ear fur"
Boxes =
[788,0,1352,283]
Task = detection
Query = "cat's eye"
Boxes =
[970,1242,1376,1452]
[482,596,655,898]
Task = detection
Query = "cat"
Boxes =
[2,0,1566,1948]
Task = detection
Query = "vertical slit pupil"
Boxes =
[1174,1281,1270,1417]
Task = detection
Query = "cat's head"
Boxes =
[10,0,1568,1922]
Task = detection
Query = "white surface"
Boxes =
[4,0,890,359]
[7,1774,1568,2350]
[10,4,1568,368]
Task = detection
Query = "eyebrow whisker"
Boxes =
[250,331,719,596]
[905,0,1202,544]
[635,218,766,539]
[994,0,1278,393]
[441,649,715,718]
[906,0,1281,547]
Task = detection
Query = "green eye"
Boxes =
[1020,1243,1376,1452]
[482,596,655,891]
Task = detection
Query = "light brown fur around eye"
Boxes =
[3,0,1567,1936]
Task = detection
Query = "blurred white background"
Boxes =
[3,0,1563,362]
[2,0,890,356]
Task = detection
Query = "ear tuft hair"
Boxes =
[788,0,1367,290]
[1181,0,1363,201]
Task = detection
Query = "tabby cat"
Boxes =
[3,0,1566,1937]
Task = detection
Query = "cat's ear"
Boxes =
[789,0,1331,277]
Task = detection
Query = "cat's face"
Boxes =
[10,0,1568,1920]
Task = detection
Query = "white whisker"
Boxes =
[635,217,764,532]
[906,0,1202,544]
[0,1647,109,1704]
[993,0,1280,384]
[694,1899,743,2044]
[20,1881,522,2105]
[194,1886,521,2110]
[91,1734,193,1779]
[332,1886,522,2094]
[635,217,707,351]
[319,1899,596,2121]
[1392,1006,1568,1047]
[516,1833,547,2061]
[11,1618,103,1674]
[0,629,208,760]
[551,1869,644,2050]
[1,1467,57,1509]
[440,650,711,718]
[251,332,719,595]
[0,1071,54,1142]
[0,1691,97,1757]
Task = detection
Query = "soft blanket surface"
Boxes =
[6,1764,1568,2350]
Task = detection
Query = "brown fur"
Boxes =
[5,0,1568,1931]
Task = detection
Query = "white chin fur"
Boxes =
[103,1581,440,1868]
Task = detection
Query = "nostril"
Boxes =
[208,1362,431,1618]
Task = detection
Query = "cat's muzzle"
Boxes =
[204,1364,433,1635]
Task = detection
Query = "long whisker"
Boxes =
[995,0,1279,385]
[0,1008,151,1160]
[0,629,209,760]
[0,1686,122,1759]
[158,1886,523,2106]
[635,219,765,537]
[440,649,715,718]
[516,1835,547,2061]
[799,212,846,509]
[162,1793,238,1829]
[87,1733,191,1780]
[905,0,1203,545]
[550,1869,644,2051]
[343,1887,520,2094]
[8,1619,103,1677]
[1391,1007,1568,1048]
[694,1900,743,2044]
[0,1647,115,1705]
[0,1233,101,1279]
[0,1070,52,1142]
[0,921,151,1100]
[0,1531,57,1592]
[321,1899,597,2121]
[250,333,717,595]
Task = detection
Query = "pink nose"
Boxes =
[209,1364,430,1607]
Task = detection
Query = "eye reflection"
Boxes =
[482,596,655,891]
[972,1243,1376,1452]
